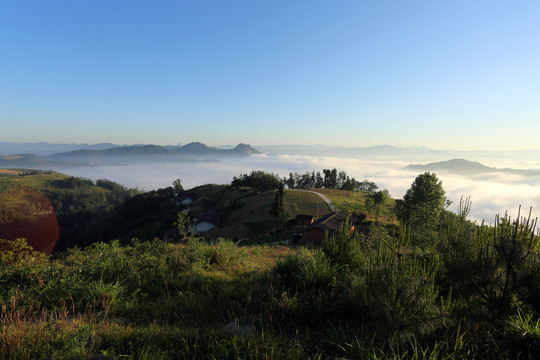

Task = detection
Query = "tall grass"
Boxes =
[1,225,539,359]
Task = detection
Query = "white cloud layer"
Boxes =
[59,154,540,223]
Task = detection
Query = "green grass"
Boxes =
[311,188,397,223]
[0,171,112,215]
[1,233,539,359]
[283,190,331,219]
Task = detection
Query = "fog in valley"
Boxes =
[56,153,540,223]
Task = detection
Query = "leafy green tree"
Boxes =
[174,210,191,237]
[372,190,388,221]
[395,172,447,233]
[172,179,184,196]
[364,198,375,213]
[357,180,378,194]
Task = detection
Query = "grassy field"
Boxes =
[0,239,304,359]
[2,229,538,359]
[311,188,397,223]
[0,170,119,217]
[282,189,332,219]
[186,185,398,243]
[0,170,65,188]
[0,169,140,251]
[0,168,22,175]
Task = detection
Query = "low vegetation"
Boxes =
[1,169,539,358]
[282,189,331,218]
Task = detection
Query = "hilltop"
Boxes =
[406,158,540,176]
[0,170,138,252]
[0,168,396,250]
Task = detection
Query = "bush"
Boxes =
[439,200,540,315]
[0,238,47,266]
[321,219,365,272]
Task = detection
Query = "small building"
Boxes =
[191,211,220,233]
[301,211,355,245]
[295,214,315,226]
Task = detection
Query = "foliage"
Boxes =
[96,178,129,193]
[231,170,281,191]
[0,171,139,250]
[0,238,47,265]
[395,172,447,239]
[281,168,373,191]
[373,190,389,221]
[439,198,540,315]
[173,210,191,237]
[0,226,539,358]
[2,169,540,359]
[321,220,364,272]
[270,183,285,230]
[172,178,184,196]
[357,179,379,194]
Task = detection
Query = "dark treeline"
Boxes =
[231,170,282,191]
[283,169,379,192]
[232,169,380,193]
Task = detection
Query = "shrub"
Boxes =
[321,219,365,272]
[0,238,47,266]
[440,200,540,315]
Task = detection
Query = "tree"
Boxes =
[372,190,388,222]
[174,211,191,237]
[172,179,184,196]
[357,180,378,194]
[270,183,285,231]
[395,172,447,231]
[232,171,281,191]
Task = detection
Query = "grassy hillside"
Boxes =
[282,190,332,219]
[0,169,138,252]
[2,222,538,359]
[185,185,343,242]
[170,184,396,243]
[311,188,397,223]
[0,170,395,251]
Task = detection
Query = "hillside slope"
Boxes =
[0,170,137,252]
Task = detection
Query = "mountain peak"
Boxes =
[181,142,214,152]
[230,143,261,155]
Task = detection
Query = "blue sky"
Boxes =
[1,1,539,150]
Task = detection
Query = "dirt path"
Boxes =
[288,189,337,212]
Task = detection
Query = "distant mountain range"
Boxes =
[405,158,540,177]
[0,142,261,167]
[3,141,540,173]
[258,144,453,159]
[0,142,124,156]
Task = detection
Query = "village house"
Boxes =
[191,211,220,233]
[301,211,355,245]
[179,194,193,206]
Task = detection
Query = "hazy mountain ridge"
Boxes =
[50,142,260,158]
[0,142,124,156]
[406,158,540,176]
[0,142,261,167]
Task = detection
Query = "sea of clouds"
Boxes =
[58,154,540,223]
